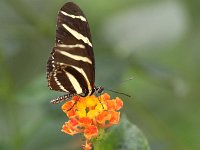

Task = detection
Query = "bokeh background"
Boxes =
[0,0,200,150]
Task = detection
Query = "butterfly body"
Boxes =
[47,2,103,103]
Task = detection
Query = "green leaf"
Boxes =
[99,115,150,150]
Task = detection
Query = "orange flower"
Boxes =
[61,119,80,135]
[61,93,123,150]
[79,117,92,126]
[82,141,93,150]
[109,111,120,125]
[84,125,98,140]
[115,97,123,110]
[96,111,111,125]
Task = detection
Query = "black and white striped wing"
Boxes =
[47,2,95,96]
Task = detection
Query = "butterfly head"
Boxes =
[94,86,104,97]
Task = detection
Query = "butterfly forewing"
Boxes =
[47,2,95,96]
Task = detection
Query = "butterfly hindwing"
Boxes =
[47,2,95,96]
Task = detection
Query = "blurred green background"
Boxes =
[0,0,200,149]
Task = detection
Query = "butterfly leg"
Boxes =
[97,95,104,110]
[50,93,73,104]
[67,96,80,111]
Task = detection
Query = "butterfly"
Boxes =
[47,2,104,104]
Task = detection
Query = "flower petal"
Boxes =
[101,93,110,100]
[79,117,92,127]
[82,140,93,150]
[95,102,107,111]
[84,125,98,140]
[106,100,116,111]
[61,119,80,135]
[87,110,99,119]
[109,111,120,125]
[85,95,97,107]
[76,109,87,118]
[96,111,111,125]
[115,97,123,110]
[77,97,86,110]
[61,100,75,113]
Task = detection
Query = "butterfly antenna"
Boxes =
[103,76,133,97]
[119,76,134,85]
[106,89,131,97]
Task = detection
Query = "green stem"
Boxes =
[93,140,100,150]
[93,128,105,150]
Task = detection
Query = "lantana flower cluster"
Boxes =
[61,93,123,150]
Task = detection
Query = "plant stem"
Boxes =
[93,140,100,150]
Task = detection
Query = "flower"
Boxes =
[61,93,123,150]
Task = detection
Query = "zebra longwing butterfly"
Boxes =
[47,2,103,104]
